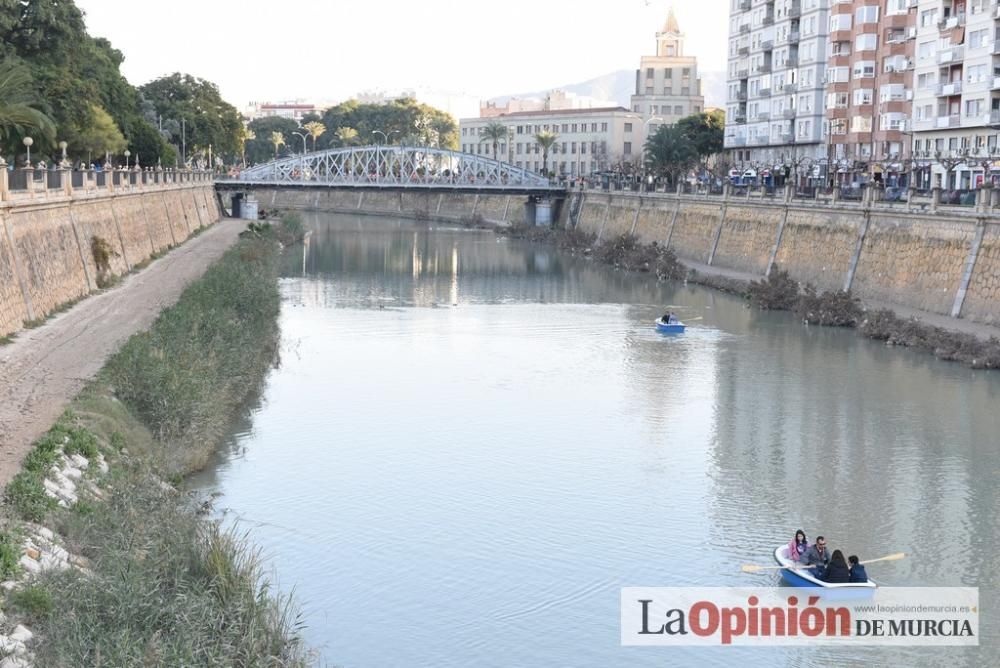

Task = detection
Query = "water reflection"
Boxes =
[190,213,1000,668]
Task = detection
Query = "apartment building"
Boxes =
[911,0,1000,189]
[630,8,706,143]
[824,0,916,185]
[459,107,639,177]
[724,0,831,178]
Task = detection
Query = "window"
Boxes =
[855,34,877,51]
[855,6,878,23]
[917,72,937,89]
[830,14,852,32]
[624,142,632,155]
[826,66,849,83]
[918,41,934,61]
[967,64,987,84]
[965,99,984,118]
[852,88,873,106]
[850,115,872,132]
[919,9,937,28]
[969,29,990,49]
[591,123,598,132]
[827,91,848,108]
[624,123,633,132]
[852,60,876,78]
[674,105,683,115]
[601,123,608,132]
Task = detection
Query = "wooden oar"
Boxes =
[741,552,905,574]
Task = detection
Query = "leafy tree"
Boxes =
[303,121,326,151]
[480,121,508,162]
[645,125,699,186]
[675,110,725,158]
[63,104,126,163]
[0,58,55,158]
[534,131,558,175]
[316,98,457,151]
[140,73,242,162]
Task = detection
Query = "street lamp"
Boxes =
[22,136,32,167]
[372,130,399,145]
[124,149,131,170]
[292,130,309,154]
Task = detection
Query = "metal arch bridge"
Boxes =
[229,145,554,191]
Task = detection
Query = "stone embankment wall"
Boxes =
[0,174,218,339]
[575,191,1000,325]
[253,188,529,226]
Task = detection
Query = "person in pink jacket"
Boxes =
[787,529,809,562]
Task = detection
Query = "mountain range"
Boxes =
[488,69,727,111]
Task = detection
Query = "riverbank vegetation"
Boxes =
[512,224,1000,370]
[0,234,309,664]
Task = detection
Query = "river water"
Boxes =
[190,212,1000,667]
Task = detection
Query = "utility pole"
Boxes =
[182,118,187,166]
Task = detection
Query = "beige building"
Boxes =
[459,107,642,177]
[631,8,706,140]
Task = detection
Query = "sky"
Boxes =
[76,0,729,118]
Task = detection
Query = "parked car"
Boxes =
[882,186,904,202]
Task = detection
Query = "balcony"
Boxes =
[783,108,797,119]
[755,112,771,121]
[758,87,771,97]
[738,0,751,9]
[739,23,750,34]
[992,40,1000,56]
[738,45,750,55]
[786,31,800,45]
[784,56,798,69]
[781,82,798,93]
[737,68,750,79]
[763,12,774,25]
[937,14,966,31]
[787,3,801,18]
[780,132,794,142]
[733,113,747,124]
[991,111,1000,125]
[761,38,774,50]
[936,114,961,129]
[937,46,964,64]
[993,77,1000,91]
[936,81,962,97]
[995,4,1000,19]
[726,135,747,147]
[757,63,772,74]
[754,135,770,145]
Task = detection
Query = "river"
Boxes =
[189,212,1000,667]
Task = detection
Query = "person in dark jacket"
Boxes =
[848,555,868,583]
[821,550,851,583]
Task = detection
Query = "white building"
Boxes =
[459,107,643,176]
[910,0,1000,190]
[244,101,322,122]
[724,0,831,171]
[630,8,706,143]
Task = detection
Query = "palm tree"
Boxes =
[303,121,326,151]
[534,131,558,176]
[240,128,255,167]
[270,131,285,158]
[335,126,358,146]
[480,121,508,162]
[0,59,56,155]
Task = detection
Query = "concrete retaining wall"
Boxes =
[574,191,1000,325]
[0,184,219,338]
[256,187,520,226]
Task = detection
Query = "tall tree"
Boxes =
[534,131,558,175]
[645,125,698,186]
[480,121,508,162]
[334,126,359,146]
[243,117,298,164]
[317,98,458,151]
[675,110,725,158]
[303,121,326,152]
[271,131,285,158]
[140,73,242,161]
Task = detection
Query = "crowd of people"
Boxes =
[786,529,868,583]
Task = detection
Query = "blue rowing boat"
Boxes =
[655,319,685,334]
[773,545,876,589]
